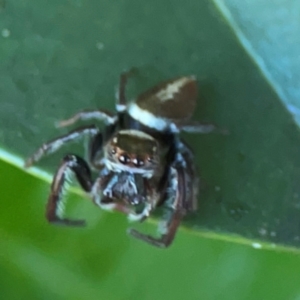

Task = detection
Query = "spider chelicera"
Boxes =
[25,71,217,248]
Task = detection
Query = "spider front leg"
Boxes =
[46,154,93,226]
[128,166,187,248]
[129,208,184,248]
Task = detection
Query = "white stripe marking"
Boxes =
[156,77,192,102]
[128,103,178,132]
[116,103,126,112]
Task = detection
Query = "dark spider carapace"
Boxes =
[25,72,217,248]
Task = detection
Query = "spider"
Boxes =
[25,71,217,248]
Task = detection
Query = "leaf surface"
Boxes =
[0,0,300,251]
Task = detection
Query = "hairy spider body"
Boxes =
[25,72,216,248]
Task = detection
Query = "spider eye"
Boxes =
[119,154,130,164]
[132,157,144,167]
[111,148,117,155]
[147,156,154,163]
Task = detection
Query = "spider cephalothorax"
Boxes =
[25,71,217,248]
[104,129,162,176]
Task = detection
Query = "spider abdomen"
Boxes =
[127,76,198,132]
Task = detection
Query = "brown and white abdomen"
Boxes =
[128,76,198,131]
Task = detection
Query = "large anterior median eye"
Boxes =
[132,157,144,167]
[118,153,131,164]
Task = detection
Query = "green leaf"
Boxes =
[1,0,300,253]
[2,158,300,300]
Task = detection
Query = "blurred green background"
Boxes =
[1,0,300,299]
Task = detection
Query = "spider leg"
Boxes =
[116,69,136,112]
[177,121,228,135]
[88,119,117,170]
[46,154,93,226]
[180,122,216,133]
[91,171,113,208]
[176,141,198,212]
[57,109,116,128]
[128,166,187,248]
[25,125,99,168]
[88,132,105,170]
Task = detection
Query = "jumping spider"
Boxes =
[25,71,217,248]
